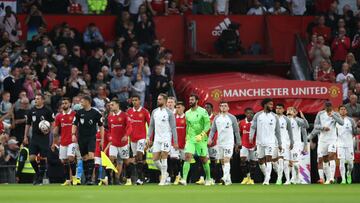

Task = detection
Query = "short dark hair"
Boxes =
[132,95,140,100]
[205,102,213,109]
[159,93,168,100]
[111,98,120,106]
[82,95,92,103]
[35,94,45,100]
[338,105,346,109]
[261,98,273,107]
[219,101,228,105]
[244,107,253,113]
[190,94,199,101]
[176,101,185,107]
[276,103,285,108]
[62,97,71,103]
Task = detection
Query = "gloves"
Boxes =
[195,131,207,142]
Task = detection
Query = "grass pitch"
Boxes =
[0,184,358,203]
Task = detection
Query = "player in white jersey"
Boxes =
[250,98,282,185]
[208,101,241,186]
[314,101,344,184]
[287,107,309,184]
[147,93,178,186]
[337,105,358,184]
[274,103,294,185]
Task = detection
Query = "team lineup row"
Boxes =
[22,93,354,186]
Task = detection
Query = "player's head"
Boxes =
[176,101,185,115]
[131,95,141,108]
[81,95,92,109]
[261,98,273,112]
[110,98,120,112]
[275,103,285,115]
[244,107,254,121]
[286,106,295,117]
[157,93,168,107]
[166,96,176,110]
[219,101,229,113]
[204,102,213,115]
[189,94,199,108]
[325,101,332,112]
[34,94,45,108]
[61,97,71,111]
[338,105,347,116]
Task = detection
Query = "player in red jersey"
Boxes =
[127,95,150,185]
[239,108,257,185]
[171,101,186,185]
[53,97,77,186]
[108,98,133,185]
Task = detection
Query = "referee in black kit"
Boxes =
[23,94,54,185]
[72,96,104,185]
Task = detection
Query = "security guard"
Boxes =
[16,145,35,183]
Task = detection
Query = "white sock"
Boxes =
[329,160,336,181]
[318,169,324,180]
[265,162,272,182]
[277,159,284,182]
[348,162,354,176]
[260,163,266,176]
[154,160,162,171]
[293,162,299,182]
[284,160,290,182]
[161,159,168,178]
[339,159,346,182]
[273,162,278,173]
[224,162,231,181]
[323,162,330,181]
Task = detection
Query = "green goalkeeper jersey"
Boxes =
[185,106,211,143]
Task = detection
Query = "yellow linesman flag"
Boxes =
[101,151,118,173]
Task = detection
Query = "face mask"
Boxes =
[72,104,82,111]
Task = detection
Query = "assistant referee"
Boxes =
[72,96,104,185]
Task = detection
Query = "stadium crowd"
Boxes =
[0,0,360,186]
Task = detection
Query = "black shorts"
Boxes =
[29,138,49,157]
[78,137,96,157]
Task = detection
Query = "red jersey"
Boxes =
[354,135,360,163]
[0,121,4,134]
[239,118,256,148]
[150,0,167,14]
[175,114,186,149]
[54,110,76,146]
[312,26,331,42]
[127,107,150,142]
[208,114,218,147]
[108,111,132,147]
[95,130,110,157]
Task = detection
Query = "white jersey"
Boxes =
[289,117,304,145]
[277,115,293,146]
[250,111,281,146]
[147,107,177,143]
[209,113,241,147]
[336,116,357,148]
[315,110,344,143]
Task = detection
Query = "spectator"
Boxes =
[129,0,147,20]
[312,15,331,43]
[116,11,132,38]
[53,44,71,82]
[351,20,360,61]
[68,0,84,14]
[247,0,267,15]
[42,68,60,93]
[168,1,181,15]
[87,47,104,83]
[0,91,12,122]
[36,35,55,58]
[3,138,19,183]
[179,0,195,15]
[110,67,131,110]
[0,6,21,42]
[3,67,21,103]
[11,97,30,143]
[268,0,287,15]
[147,0,169,16]
[15,142,35,183]
[308,35,331,78]
[93,85,109,112]
[345,95,360,117]
[83,23,104,51]
[132,56,151,84]
[286,0,306,15]
[34,56,51,84]
[135,13,156,54]
[87,0,108,14]
[72,0,89,14]
[0,56,11,88]
[214,0,229,15]
[336,63,355,102]
[337,0,357,15]
[346,52,360,81]
[68,45,85,71]
[103,47,117,70]
[332,27,351,74]
[25,5,47,41]
[109,0,128,15]
[131,74,146,106]
[65,67,86,98]
[316,59,336,83]
[101,65,112,84]
[124,63,134,78]
[150,64,169,109]
[92,72,107,95]
[325,1,339,30]
[332,18,348,39]
[23,74,41,100]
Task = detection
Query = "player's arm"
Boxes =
[231,114,241,146]
[285,117,294,147]
[147,111,155,142]
[332,112,344,126]
[274,114,282,148]
[314,112,323,131]
[351,118,359,136]
[168,109,178,146]
[202,109,211,135]
[308,128,320,140]
[208,115,218,145]
[97,112,104,148]
[249,112,259,142]
[125,114,133,138]
[145,110,151,127]
[71,111,79,140]
[300,127,308,152]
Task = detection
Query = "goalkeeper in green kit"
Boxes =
[179,94,211,186]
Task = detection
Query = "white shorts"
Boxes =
[208,145,218,159]
[240,146,257,161]
[59,143,77,160]
[170,146,185,160]
[75,144,81,158]
[217,146,233,160]
[257,145,275,159]
[291,144,303,162]
[95,157,102,165]
[152,141,171,153]
[131,139,146,154]
[337,147,354,161]
[317,142,336,158]
[278,146,291,160]
[109,145,130,159]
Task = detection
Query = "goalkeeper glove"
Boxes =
[195,131,207,142]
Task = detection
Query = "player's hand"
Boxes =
[299,111,305,119]
[323,127,330,131]
[173,144,179,150]
[235,144,241,153]
[207,139,212,146]
[195,134,202,142]
[51,143,56,152]
[147,140,153,148]
[22,136,28,145]
[121,136,128,143]
[72,135,77,143]
[302,147,308,154]
[290,144,294,150]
